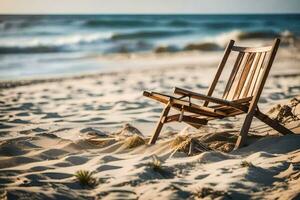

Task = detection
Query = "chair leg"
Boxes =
[234,108,295,150]
[234,112,255,149]
[148,102,171,145]
[254,109,294,135]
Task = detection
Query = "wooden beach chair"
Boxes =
[143,38,294,149]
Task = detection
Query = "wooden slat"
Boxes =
[240,53,262,98]
[211,102,249,116]
[226,53,250,100]
[174,87,249,112]
[143,91,169,104]
[165,114,207,129]
[151,92,227,116]
[254,109,294,135]
[210,104,245,116]
[235,38,281,149]
[149,102,171,145]
[232,46,272,53]
[232,96,252,104]
[209,96,252,109]
[165,114,181,123]
[213,104,247,111]
[173,104,225,117]
[203,40,235,106]
[232,53,256,100]
[226,109,245,116]
[181,115,208,125]
[144,91,226,117]
[250,52,267,96]
[223,52,245,99]
[165,114,208,125]
[247,52,266,96]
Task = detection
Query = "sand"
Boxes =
[0,40,300,199]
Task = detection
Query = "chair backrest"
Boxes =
[204,38,280,106]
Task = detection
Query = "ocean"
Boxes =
[0,14,299,80]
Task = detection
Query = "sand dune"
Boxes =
[0,121,299,199]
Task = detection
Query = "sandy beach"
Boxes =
[0,37,300,199]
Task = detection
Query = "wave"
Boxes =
[154,45,179,53]
[154,29,294,53]
[0,33,112,54]
[211,30,283,46]
[237,30,280,39]
[183,42,221,51]
[0,46,62,54]
[0,20,34,30]
[165,20,254,28]
[111,30,191,40]
[154,42,221,53]
[0,27,294,54]
[167,20,191,27]
[105,41,153,53]
[85,19,156,28]
[202,21,253,29]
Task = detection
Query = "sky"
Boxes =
[0,0,299,14]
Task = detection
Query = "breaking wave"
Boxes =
[0,27,295,54]
[0,33,112,54]
[0,46,62,54]
[84,19,156,27]
[110,30,191,40]
[211,29,282,46]
[154,29,294,53]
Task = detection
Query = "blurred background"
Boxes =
[0,14,299,80]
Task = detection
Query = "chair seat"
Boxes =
[143,90,250,118]
[209,100,250,116]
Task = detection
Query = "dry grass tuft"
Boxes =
[240,160,254,168]
[208,141,235,152]
[193,187,229,198]
[116,123,144,137]
[74,170,97,187]
[170,135,211,156]
[170,135,189,148]
[290,97,300,107]
[267,104,282,115]
[147,155,174,178]
[275,105,297,124]
[268,98,300,124]
[86,137,115,148]
[149,155,162,172]
[170,135,192,151]
[124,134,145,149]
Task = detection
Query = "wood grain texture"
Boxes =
[235,38,282,149]
[204,40,235,106]
[240,53,262,98]
[223,52,245,99]
[233,53,256,100]
[144,38,290,148]
[232,45,272,52]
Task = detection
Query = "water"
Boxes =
[0,14,299,80]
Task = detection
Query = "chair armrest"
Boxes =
[174,87,249,112]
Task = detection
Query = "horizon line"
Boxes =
[1,12,300,15]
